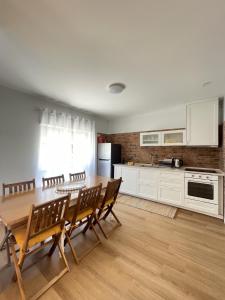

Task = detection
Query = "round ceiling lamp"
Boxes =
[108,82,126,94]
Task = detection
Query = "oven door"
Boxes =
[185,179,218,205]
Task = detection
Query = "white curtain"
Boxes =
[38,109,96,183]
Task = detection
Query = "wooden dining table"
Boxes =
[0,176,114,229]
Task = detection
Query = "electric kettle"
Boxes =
[174,159,183,168]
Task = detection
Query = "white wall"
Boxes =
[0,85,108,190]
[108,105,186,134]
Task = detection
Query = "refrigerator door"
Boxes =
[97,159,111,177]
[98,143,111,159]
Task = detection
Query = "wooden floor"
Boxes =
[1,199,225,300]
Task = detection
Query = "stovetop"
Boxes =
[185,168,218,173]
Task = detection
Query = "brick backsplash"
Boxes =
[105,129,224,170]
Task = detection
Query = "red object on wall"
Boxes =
[97,134,106,143]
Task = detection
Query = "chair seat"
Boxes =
[98,196,114,208]
[12,224,61,249]
[66,207,93,223]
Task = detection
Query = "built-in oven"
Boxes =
[185,172,218,205]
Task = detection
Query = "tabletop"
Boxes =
[0,176,113,228]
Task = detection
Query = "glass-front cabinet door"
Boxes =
[140,132,161,146]
[162,130,186,146]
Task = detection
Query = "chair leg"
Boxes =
[82,217,91,234]
[65,231,79,264]
[48,234,60,257]
[0,226,11,265]
[6,235,11,265]
[102,207,111,220]
[96,208,122,239]
[95,217,108,239]
[90,223,102,243]
[30,244,69,300]
[111,209,122,226]
[0,226,10,250]
[10,243,26,300]
[57,242,70,272]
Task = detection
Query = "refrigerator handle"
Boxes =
[98,159,110,161]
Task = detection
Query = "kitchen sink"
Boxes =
[134,163,166,168]
[135,163,153,167]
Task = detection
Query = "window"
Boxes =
[38,109,95,183]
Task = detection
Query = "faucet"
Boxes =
[149,153,159,165]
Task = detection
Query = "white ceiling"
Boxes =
[0,0,225,119]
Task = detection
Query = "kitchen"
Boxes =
[2,1,225,299]
[98,98,225,220]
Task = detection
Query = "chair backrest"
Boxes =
[42,174,65,188]
[101,178,122,208]
[69,171,86,182]
[24,194,70,250]
[70,184,102,225]
[2,179,35,196]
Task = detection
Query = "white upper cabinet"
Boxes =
[162,129,186,146]
[140,132,161,146]
[186,99,219,146]
[140,129,186,146]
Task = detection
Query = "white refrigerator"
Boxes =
[97,143,121,178]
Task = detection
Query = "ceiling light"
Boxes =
[108,83,126,94]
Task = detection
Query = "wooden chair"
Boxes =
[95,178,122,239]
[10,195,70,300]
[0,179,36,264]
[69,171,86,182]
[65,184,102,264]
[42,174,65,188]
[2,179,35,196]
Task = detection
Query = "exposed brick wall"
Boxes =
[106,131,224,170]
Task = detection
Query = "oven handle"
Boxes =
[185,179,217,184]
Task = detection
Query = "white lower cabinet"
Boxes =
[158,171,184,205]
[114,165,122,179]
[120,167,138,195]
[113,165,221,218]
[138,168,159,200]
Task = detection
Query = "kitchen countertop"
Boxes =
[113,163,224,176]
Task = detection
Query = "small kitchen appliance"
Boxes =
[159,158,183,168]
[174,158,183,168]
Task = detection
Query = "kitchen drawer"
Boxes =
[139,169,159,180]
[158,186,184,205]
[159,172,184,187]
[184,198,218,215]
[160,171,184,180]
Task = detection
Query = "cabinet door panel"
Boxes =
[114,166,122,179]
[158,186,183,205]
[140,132,161,146]
[138,184,158,200]
[187,99,218,146]
[138,169,159,199]
[120,168,138,195]
[162,130,186,146]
